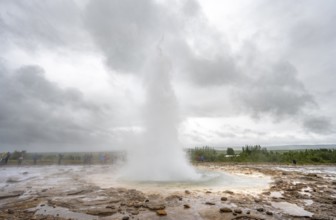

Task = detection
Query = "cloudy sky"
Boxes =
[0,0,335,152]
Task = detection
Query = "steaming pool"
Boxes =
[0,164,271,195]
[88,166,271,194]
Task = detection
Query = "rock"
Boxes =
[125,208,133,212]
[7,209,14,214]
[223,190,234,195]
[184,204,190,209]
[256,207,264,212]
[86,208,117,216]
[266,211,273,215]
[220,197,227,201]
[146,202,165,210]
[254,198,261,203]
[205,202,215,205]
[275,179,284,184]
[220,207,232,213]
[206,191,212,193]
[156,209,167,216]
[246,210,250,214]
[311,214,329,220]
[66,189,87,195]
[106,205,116,209]
[307,173,318,177]
[131,210,139,215]
[165,195,182,201]
[185,190,190,194]
[0,192,23,200]
[234,208,242,214]
[133,202,143,208]
[126,202,134,207]
[122,216,129,220]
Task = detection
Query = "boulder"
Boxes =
[165,195,182,201]
[0,192,23,200]
[146,202,165,210]
[311,214,329,220]
[156,209,167,216]
[223,190,234,195]
[220,207,232,213]
[86,208,117,216]
[131,210,139,215]
[256,207,264,212]
[234,208,242,214]
[266,211,273,215]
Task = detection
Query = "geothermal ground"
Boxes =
[0,164,335,220]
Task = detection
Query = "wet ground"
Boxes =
[0,163,335,219]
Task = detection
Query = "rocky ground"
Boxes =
[0,164,335,220]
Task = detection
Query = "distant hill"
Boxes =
[212,144,336,151]
[265,144,336,150]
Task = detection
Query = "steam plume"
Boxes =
[122,45,199,181]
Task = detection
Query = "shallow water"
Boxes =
[275,165,336,176]
[87,165,271,193]
[271,201,313,217]
[0,165,271,194]
[30,204,98,220]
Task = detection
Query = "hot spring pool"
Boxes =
[0,165,271,195]
[85,165,272,193]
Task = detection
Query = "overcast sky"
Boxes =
[0,0,335,152]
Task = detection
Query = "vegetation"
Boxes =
[189,145,336,164]
[189,146,217,162]
[226,147,235,155]
[1,146,335,165]
[0,151,125,165]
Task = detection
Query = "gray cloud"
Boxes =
[84,0,240,85]
[0,63,114,151]
[235,61,315,119]
[184,52,239,86]
[303,116,333,134]
[0,0,85,51]
[84,0,183,73]
[83,0,332,134]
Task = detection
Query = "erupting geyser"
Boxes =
[122,46,199,181]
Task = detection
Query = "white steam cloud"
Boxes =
[122,45,199,181]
